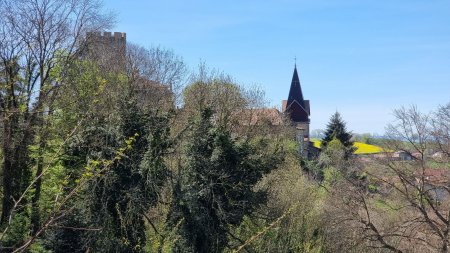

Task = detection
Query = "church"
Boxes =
[282,64,317,158]
[232,64,317,158]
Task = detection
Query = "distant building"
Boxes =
[133,77,175,111]
[236,108,284,126]
[283,65,310,124]
[417,169,450,202]
[81,31,127,72]
[80,31,173,110]
[282,64,315,158]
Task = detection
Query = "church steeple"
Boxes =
[285,64,310,123]
[282,62,311,158]
[287,65,305,109]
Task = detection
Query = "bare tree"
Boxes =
[126,43,187,106]
[431,103,450,159]
[0,0,113,231]
[182,63,248,129]
[324,104,450,253]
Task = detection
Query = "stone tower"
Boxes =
[82,31,127,71]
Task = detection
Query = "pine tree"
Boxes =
[85,94,171,252]
[51,92,172,252]
[169,108,282,253]
[321,112,355,158]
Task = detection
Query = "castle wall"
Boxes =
[82,31,127,72]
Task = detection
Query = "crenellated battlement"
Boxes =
[82,31,127,71]
[86,31,126,40]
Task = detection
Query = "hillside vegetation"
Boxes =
[1,1,449,252]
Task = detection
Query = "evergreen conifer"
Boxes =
[169,108,282,253]
[321,112,355,158]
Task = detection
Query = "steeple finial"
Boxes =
[294,56,297,68]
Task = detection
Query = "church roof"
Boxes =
[235,108,284,126]
[285,65,310,122]
[287,65,305,109]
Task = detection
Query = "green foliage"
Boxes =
[1,213,30,249]
[169,108,283,253]
[321,168,342,193]
[45,87,173,252]
[368,184,378,193]
[323,138,345,162]
[28,240,52,253]
[229,152,325,253]
[321,112,355,158]
[84,95,171,252]
[53,59,124,129]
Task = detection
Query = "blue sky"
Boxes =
[105,0,450,134]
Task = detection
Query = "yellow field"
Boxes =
[311,139,384,154]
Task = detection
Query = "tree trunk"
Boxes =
[0,115,31,225]
[442,229,449,253]
[1,118,14,224]
[31,124,46,235]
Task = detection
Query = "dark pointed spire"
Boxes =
[287,65,305,108]
[285,64,310,123]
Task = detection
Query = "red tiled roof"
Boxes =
[236,108,284,126]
